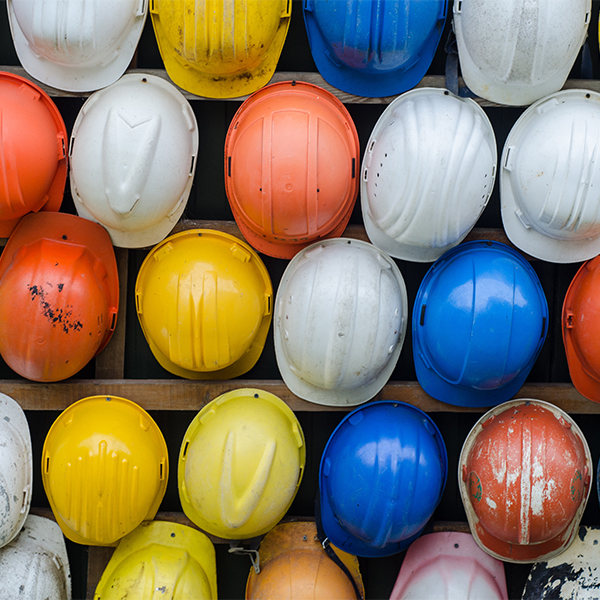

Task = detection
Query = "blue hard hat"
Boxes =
[303,0,448,98]
[413,240,549,408]
[318,401,447,557]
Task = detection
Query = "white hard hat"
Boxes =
[274,238,408,406]
[361,88,497,263]
[7,0,148,92]
[0,514,71,600]
[69,73,198,248]
[0,393,32,548]
[453,0,591,106]
[501,89,600,263]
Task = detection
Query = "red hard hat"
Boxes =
[563,255,600,401]
[0,72,67,236]
[0,212,118,381]
[459,399,592,563]
[225,81,359,259]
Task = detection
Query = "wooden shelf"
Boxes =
[8,379,596,414]
[3,64,599,107]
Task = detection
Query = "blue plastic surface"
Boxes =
[318,400,447,557]
[413,240,549,408]
[303,0,448,98]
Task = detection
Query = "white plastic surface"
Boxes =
[453,0,591,106]
[0,514,71,600]
[70,73,199,248]
[501,90,600,263]
[361,88,496,263]
[0,393,32,549]
[274,238,408,406]
[8,0,148,92]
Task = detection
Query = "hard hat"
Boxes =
[453,0,591,106]
[0,394,32,549]
[563,255,600,402]
[245,522,364,600]
[0,515,71,600]
[361,88,497,262]
[94,521,217,600]
[70,73,198,249]
[304,0,448,98]
[522,526,600,600]
[225,81,360,259]
[7,0,147,92]
[0,212,119,382]
[413,240,548,408]
[150,0,291,99]
[319,401,447,558]
[135,229,272,380]
[179,388,305,540]
[501,90,600,263]
[274,238,408,406]
[42,395,169,546]
[459,399,592,563]
[0,72,66,237]
[389,532,508,600]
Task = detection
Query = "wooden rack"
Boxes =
[3,51,600,600]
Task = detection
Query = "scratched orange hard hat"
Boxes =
[563,255,600,402]
[0,72,67,237]
[178,388,305,540]
[0,212,118,382]
[225,81,360,259]
[459,399,592,563]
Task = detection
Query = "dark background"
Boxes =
[2,1,600,598]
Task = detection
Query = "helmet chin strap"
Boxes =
[314,493,363,600]
[228,537,262,574]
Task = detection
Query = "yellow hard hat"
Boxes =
[42,396,168,546]
[246,521,364,600]
[135,229,272,380]
[94,521,217,600]
[179,388,305,540]
[150,0,291,99]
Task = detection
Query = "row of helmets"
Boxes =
[0,207,597,411]
[4,0,595,104]
[1,388,598,598]
[7,64,600,267]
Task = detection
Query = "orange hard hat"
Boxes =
[563,256,600,401]
[0,72,67,237]
[0,212,119,382]
[245,521,364,599]
[225,81,360,259]
[459,399,592,563]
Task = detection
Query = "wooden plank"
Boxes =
[94,248,128,380]
[3,66,598,107]
[5,379,599,413]
[86,547,114,600]
[174,219,516,249]
[0,222,529,257]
